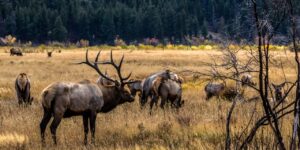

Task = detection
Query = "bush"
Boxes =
[47,41,65,47]
[143,38,160,46]
[138,44,154,50]
[76,39,89,47]
[0,35,17,46]
[184,36,204,46]
[114,36,127,46]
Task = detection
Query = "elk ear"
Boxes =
[280,82,286,88]
[272,83,276,89]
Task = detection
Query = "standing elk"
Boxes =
[40,50,135,145]
[10,48,23,56]
[15,73,33,105]
[140,70,182,107]
[150,77,184,112]
[204,83,225,100]
[272,82,286,102]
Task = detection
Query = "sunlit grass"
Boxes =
[0,48,297,149]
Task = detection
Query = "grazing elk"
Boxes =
[15,73,33,105]
[241,74,256,87]
[10,48,23,56]
[272,82,286,102]
[40,50,135,145]
[204,83,225,100]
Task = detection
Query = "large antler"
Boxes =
[97,50,134,86]
[77,49,116,83]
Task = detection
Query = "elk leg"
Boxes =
[149,95,158,115]
[89,113,97,144]
[206,93,213,100]
[83,114,89,145]
[18,99,23,106]
[160,91,169,109]
[50,114,62,145]
[40,108,52,144]
[160,96,167,109]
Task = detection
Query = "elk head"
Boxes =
[272,82,286,102]
[78,50,135,103]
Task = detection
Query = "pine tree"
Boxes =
[202,20,208,38]
[52,16,67,41]
[100,10,116,43]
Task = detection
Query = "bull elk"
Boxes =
[15,73,33,105]
[40,50,135,145]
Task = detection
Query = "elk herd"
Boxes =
[10,49,288,145]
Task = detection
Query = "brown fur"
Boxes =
[15,73,32,105]
[10,48,23,56]
[152,77,163,96]
[17,73,28,90]
[40,80,104,145]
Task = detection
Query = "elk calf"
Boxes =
[204,83,225,100]
[10,48,23,56]
[15,73,33,105]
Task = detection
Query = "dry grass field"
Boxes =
[0,47,298,149]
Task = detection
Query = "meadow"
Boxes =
[0,47,297,149]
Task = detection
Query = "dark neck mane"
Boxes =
[99,85,122,113]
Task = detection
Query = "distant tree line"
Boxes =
[0,0,299,45]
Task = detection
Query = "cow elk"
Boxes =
[15,73,33,105]
[204,83,225,100]
[140,70,182,107]
[151,78,184,111]
[272,82,286,102]
[40,50,135,145]
[10,48,23,56]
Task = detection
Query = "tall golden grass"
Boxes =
[0,48,297,149]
